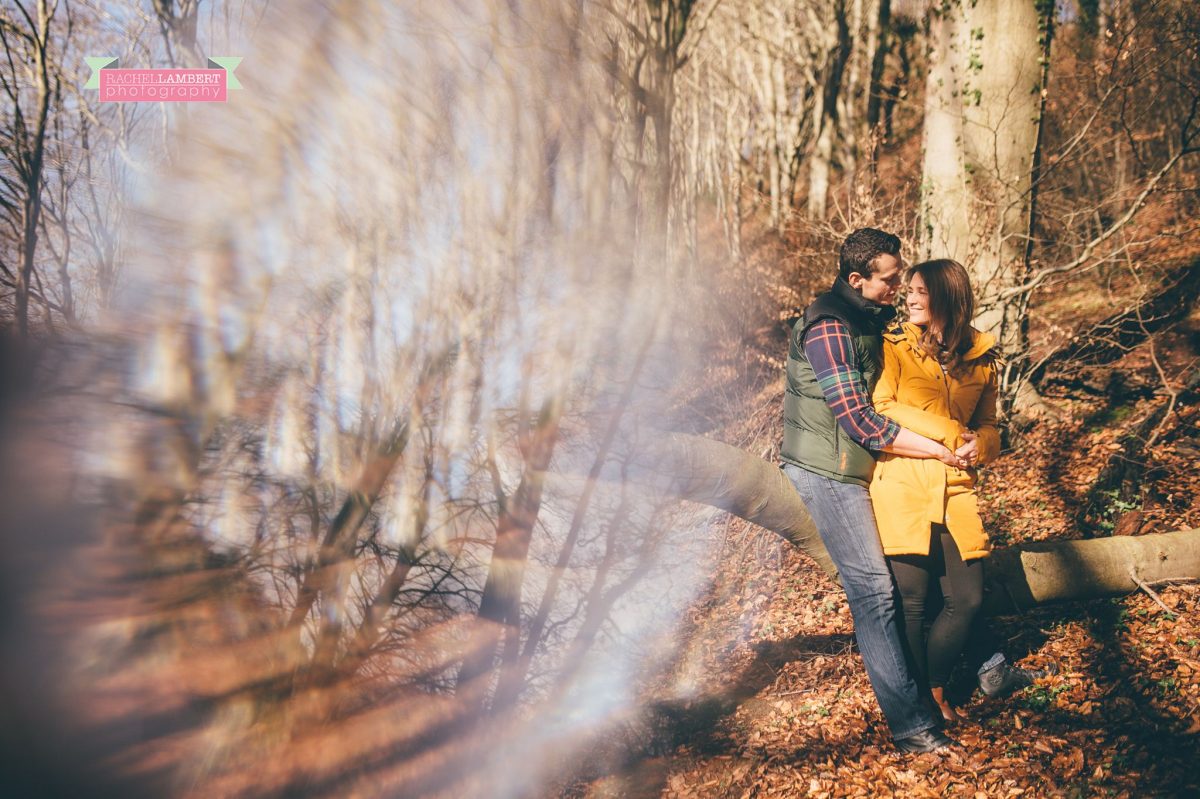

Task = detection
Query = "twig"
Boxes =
[1139,319,1178,449]
[998,146,1195,302]
[1128,567,1182,615]
[1126,256,1181,448]
[1144,577,1200,590]
[776,687,816,697]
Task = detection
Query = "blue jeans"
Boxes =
[783,464,938,738]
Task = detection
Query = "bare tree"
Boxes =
[0,0,63,337]
[920,0,1200,414]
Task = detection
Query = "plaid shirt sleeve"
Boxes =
[802,319,901,450]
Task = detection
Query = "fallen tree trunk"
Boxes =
[981,528,1200,614]
[634,433,1200,615]
[632,433,836,578]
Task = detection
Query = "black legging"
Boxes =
[887,525,984,689]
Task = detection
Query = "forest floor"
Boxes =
[577,227,1200,799]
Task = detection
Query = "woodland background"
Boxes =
[1,0,1199,797]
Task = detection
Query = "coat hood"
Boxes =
[891,322,996,363]
[964,327,997,361]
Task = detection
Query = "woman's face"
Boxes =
[906,271,933,327]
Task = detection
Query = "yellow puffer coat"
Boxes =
[869,322,1000,560]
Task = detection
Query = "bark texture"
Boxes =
[919,0,1048,360]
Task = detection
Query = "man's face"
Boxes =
[848,253,903,306]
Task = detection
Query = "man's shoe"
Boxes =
[978,660,1059,698]
[893,729,956,754]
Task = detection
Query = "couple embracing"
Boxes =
[781,228,1053,753]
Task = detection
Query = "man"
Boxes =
[782,228,962,753]
[782,228,1048,753]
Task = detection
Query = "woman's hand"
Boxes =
[955,430,980,466]
[934,445,970,469]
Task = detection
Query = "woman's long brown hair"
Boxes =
[908,258,978,377]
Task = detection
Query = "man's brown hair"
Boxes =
[838,228,901,282]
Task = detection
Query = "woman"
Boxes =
[869,258,999,722]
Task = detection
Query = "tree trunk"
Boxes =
[981,529,1200,615]
[455,395,563,705]
[771,54,792,227]
[15,0,57,340]
[761,43,783,229]
[919,0,1049,367]
[881,21,913,143]
[632,433,836,578]
[918,5,972,264]
[720,116,743,262]
[836,0,867,180]
[807,0,851,219]
[962,0,1050,358]
[287,424,412,629]
[865,0,892,136]
[650,49,675,236]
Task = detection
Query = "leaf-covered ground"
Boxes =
[579,233,1200,798]
[581,415,1200,799]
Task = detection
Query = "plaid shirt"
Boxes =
[802,318,900,450]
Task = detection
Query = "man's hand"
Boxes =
[955,430,979,466]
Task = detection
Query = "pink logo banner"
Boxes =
[100,69,227,103]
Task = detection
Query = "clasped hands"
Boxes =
[935,430,978,470]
